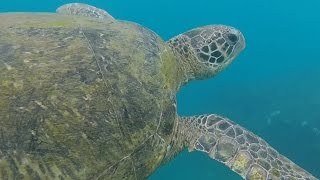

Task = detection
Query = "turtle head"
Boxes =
[168,25,245,84]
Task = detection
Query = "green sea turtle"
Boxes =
[0,3,317,180]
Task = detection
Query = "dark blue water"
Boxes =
[1,0,319,179]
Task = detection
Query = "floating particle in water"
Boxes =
[266,110,281,125]
[267,117,272,125]
[312,128,320,136]
[270,110,281,117]
[301,121,308,127]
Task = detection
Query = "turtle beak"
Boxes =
[238,31,246,51]
[229,27,246,52]
[228,28,246,60]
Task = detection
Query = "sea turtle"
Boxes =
[0,3,317,180]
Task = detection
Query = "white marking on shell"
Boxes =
[82,133,87,139]
[31,130,36,136]
[4,63,13,70]
[34,100,48,110]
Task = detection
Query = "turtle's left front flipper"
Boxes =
[173,114,317,180]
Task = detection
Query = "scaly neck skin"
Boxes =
[167,35,209,88]
[163,37,208,161]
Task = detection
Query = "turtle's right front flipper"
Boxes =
[172,114,317,180]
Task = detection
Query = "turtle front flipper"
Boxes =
[172,114,317,180]
[56,3,115,21]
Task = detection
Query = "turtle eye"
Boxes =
[226,33,238,43]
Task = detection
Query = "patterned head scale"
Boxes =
[169,25,245,81]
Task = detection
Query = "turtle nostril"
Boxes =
[227,33,238,43]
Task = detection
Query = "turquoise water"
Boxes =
[1,0,319,179]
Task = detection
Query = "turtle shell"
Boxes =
[0,13,178,179]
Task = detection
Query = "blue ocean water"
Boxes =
[1,0,319,179]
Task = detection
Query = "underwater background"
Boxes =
[1,0,319,179]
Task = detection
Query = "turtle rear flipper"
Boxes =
[174,114,317,180]
[56,3,115,21]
